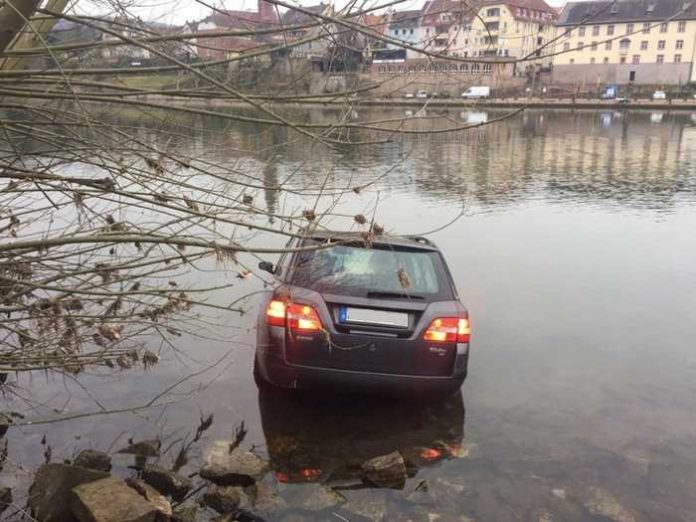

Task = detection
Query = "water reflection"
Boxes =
[259,390,465,486]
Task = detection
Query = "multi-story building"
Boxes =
[468,0,557,70]
[385,9,424,59]
[552,0,696,85]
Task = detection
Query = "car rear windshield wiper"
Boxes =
[366,291,425,300]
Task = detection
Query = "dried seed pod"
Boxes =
[354,214,367,225]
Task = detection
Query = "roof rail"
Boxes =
[405,235,436,247]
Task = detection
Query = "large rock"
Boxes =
[68,476,161,522]
[200,441,269,486]
[74,450,112,472]
[361,451,407,489]
[581,486,636,522]
[142,465,192,501]
[27,463,110,521]
[0,487,11,515]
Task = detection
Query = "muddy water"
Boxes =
[3,108,696,521]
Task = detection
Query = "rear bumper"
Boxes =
[256,350,468,397]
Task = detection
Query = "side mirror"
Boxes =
[258,261,275,274]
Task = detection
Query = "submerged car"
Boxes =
[255,232,470,396]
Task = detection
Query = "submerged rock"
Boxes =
[74,450,112,472]
[581,486,636,522]
[142,465,192,501]
[200,441,269,486]
[116,439,161,458]
[286,483,345,512]
[172,505,198,522]
[361,451,407,489]
[0,487,12,515]
[69,476,160,522]
[246,481,285,515]
[203,485,245,514]
[27,463,110,521]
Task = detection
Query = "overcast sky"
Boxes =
[78,0,569,25]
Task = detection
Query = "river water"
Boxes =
[3,107,696,521]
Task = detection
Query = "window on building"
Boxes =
[656,54,664,63]
[658,40,665,49]
[607,24,615,35]
[632,54,640,63]
[460,63,469,71]
[590,57,596,63]
[487,7,500,16]
[591,41,598,50]
[626,23,634,33]
[563,42,570,51]
[378,66,385,73]
[676,39,684,49]
[642,22,650,33]
[640,41,648,50]
[606,40,612,50]
[619,38,630,50]
[569,58,575,64]
[675,54,682,62]
[678,21,686,32]
[592,25,600,35]
[578,41,584,49]
[410,28,414,35]
[603,57,609,63]
[620,56,626,63]
[660,22,668,32]
[579,27,586,36]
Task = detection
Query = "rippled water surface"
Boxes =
[4,108,696,521]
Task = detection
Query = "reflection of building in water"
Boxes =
[404,109,694,207]
[262,161,279,222]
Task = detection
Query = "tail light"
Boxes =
[287,303,323,331]
[265,300,323,331]
[266,300,286,326]
[423,317,470,343]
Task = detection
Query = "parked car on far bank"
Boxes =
[404,92,414,99]
[416,90,429,99]
[461,86,490,99]
[653,90,667,100]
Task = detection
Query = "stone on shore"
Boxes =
[74,450,112,472]
[125,478,173,518]
[199,441,269,486]
[69,476,161,522]
[27,463,110,521]
[142,465,192,501]
[361,451,408,489]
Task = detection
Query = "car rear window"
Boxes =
[289,242,454,301]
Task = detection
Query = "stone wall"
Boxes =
[551,63,694,85]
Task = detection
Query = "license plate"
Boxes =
[339,307,409,328]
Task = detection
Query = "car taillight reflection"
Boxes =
[274,468,322,483]
[423,317,470,343]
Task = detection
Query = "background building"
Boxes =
[552,0,696,85]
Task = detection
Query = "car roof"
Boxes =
[301,231,440,252]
